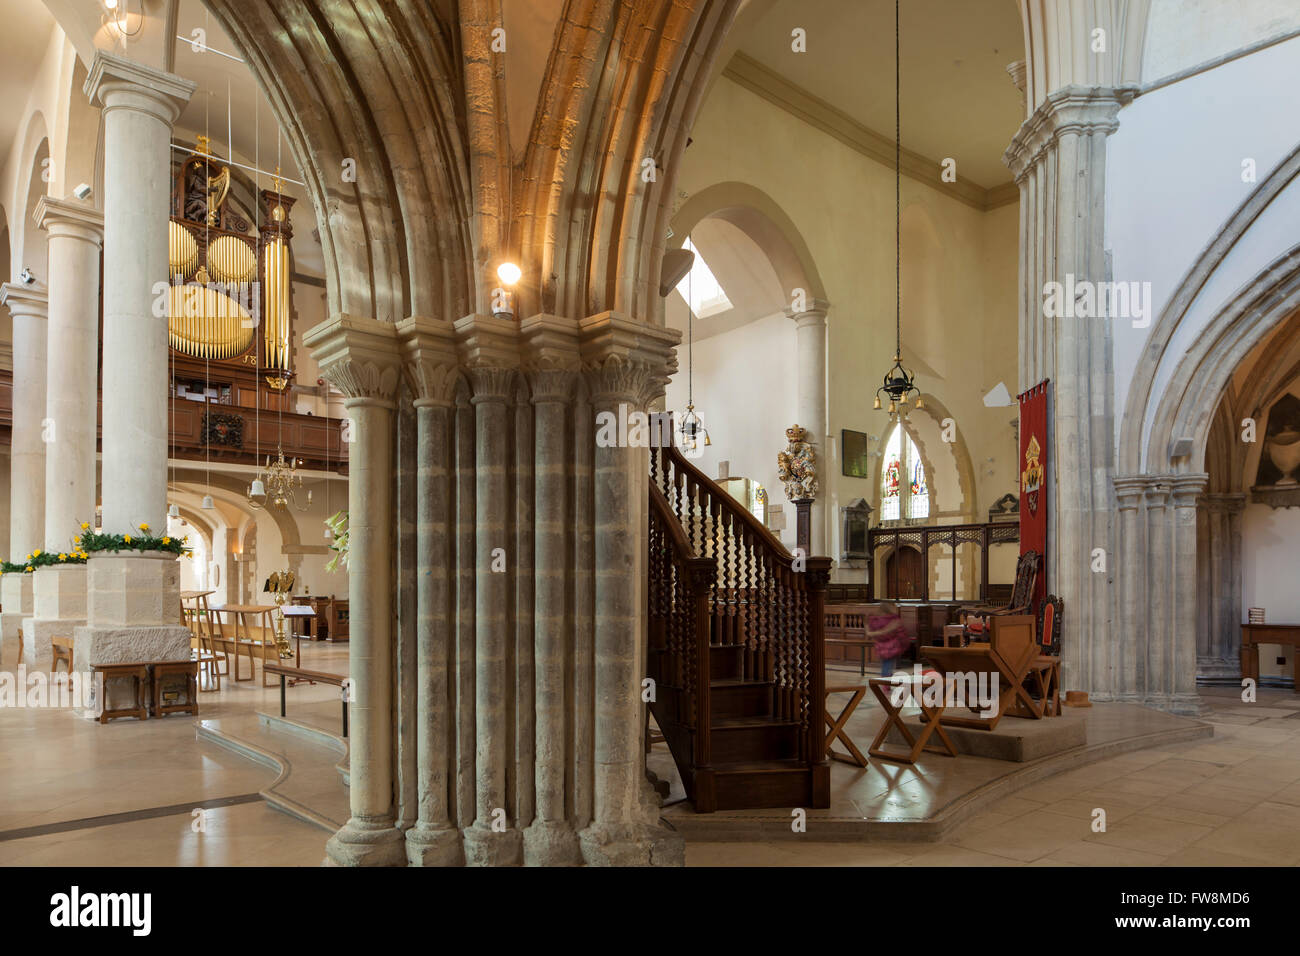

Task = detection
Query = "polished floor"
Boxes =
[2,638,1298,866]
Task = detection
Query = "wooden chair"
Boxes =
[51,635,74,677]
[963,550,1040,632]
[1017,595,1063,718]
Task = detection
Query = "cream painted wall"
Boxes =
[670,75,1021,566]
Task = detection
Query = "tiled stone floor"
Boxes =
[2,639,1297,866]
[685,683,1300,866]
[0,641,348,865]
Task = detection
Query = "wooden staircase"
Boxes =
[648,442,832,813]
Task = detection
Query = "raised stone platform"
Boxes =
[887,708,1088,762]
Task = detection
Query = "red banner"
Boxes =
[1018,381,1049,614]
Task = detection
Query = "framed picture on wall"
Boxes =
[842,428,872,478]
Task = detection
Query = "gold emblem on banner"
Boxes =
[1021,434,1043,515]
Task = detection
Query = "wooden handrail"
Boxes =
[658,443,811,569]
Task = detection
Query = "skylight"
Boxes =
[675,237,732,318]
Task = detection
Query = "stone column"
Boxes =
[398,317,463,867]
[1171,474,1208,714]
[1004,86,1134,701]
[306,314,406,867]
[1197,493,1245,679]
[35,197,103,541]
[84,53,194,536]
[0,284,47,662]
[463,364,523,866]
[787,300,829,555]
[1111,477,1146,701]
[522,364,581,865]
[1144,480,1172,707]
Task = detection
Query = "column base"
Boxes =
[522,819,582,866]
[1,574,34,664]
[1169,692,1211,717]
[324,818,406,867]
[578,821,685,867]
[21,617,85,668]
[73,624,190,719]
[462,822,523,866]
[405,823,464,867]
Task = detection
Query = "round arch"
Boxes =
[10,112,50,284]
[670,181,828,305]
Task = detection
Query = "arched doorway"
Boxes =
[883,545,924,599]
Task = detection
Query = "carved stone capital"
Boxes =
[520,313,582,368]
[34,196,104,246]
[468,366,518,405]
[784,298,831,323]
[579,311,679,407]
[397,315,460,407]
[0,284,48,320]
[84,51,195,126]
[583,355,657,408]
[1171,473,1209,509]
[1003,85,1136,182]
[304,313,402,407]
[527,368,578,405]
[1112,475,1149,509]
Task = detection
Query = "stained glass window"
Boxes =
[880,425,929,521]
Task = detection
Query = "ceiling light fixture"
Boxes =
[874,0,923,420]
[497,262,522,285]
[676,235,711,451]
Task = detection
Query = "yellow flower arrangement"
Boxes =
[124,535,132,544]
[58,553,66,561]
[161,537,171,545]
[139,523,150,533]
[80,522,89,530]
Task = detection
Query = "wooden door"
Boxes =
[885,547,924,599]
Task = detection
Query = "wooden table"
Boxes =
[923,614,1038,731]
[1241,623,1300,691]
[209,604,278,682]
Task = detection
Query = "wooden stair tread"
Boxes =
[711,716,799,730]
[711,759,808,773]
[709,677,773,688]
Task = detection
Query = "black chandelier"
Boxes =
[874,0,923,418]
[677,236,711,450]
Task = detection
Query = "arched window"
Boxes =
[880,425,929,522]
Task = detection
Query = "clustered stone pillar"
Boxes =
[21,199,104,668]
[306,314,406,867]
[522,362,581,866]
[1005,85,1134,701]
[1109,472,1210,715]
[310,311,682,866]
[399,317,462,867]
[788,301,829,555]
[1196,493,1246,679]
[0,284,47,663]
[465,364,522,865]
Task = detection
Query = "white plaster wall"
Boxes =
[1107,35,1300,460]
[1142,0,1300,83]
[672,76,1021,559]
[1241,505,1300,678]
[664,309,799,549]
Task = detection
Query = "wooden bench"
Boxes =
[263,663,350,737]
[91,663,151,723]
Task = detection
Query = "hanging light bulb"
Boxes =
[201,494,215,510]
[168,503,180,518]
[248,477,267,510]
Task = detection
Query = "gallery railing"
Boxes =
[868,520,1020,601]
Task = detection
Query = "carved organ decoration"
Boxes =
[167,136,296,393]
